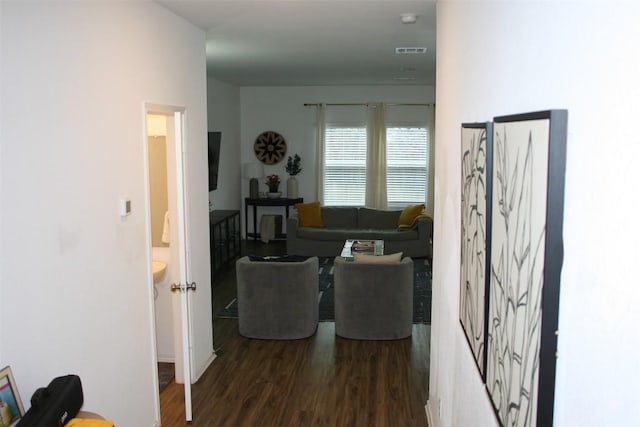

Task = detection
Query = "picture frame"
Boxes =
[0,365,25,426]
[485,110,567,427]
[460,121,493,380]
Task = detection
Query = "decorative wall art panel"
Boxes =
[486,110,567,427]
[460,122,493,380]
[254,131,287,165]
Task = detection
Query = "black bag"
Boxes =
[17,374,83,426]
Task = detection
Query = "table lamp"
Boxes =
[243,162,264,199]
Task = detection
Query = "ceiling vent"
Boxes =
[395,47,427,54]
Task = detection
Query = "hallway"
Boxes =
[160,240,430,426]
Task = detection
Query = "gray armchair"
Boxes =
[334,256,413,340]
[236,256,319,339]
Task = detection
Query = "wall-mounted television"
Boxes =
[208,131,222,191]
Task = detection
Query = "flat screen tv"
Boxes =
[208,131,222,191]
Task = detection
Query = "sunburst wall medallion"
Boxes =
[254,131,287,165]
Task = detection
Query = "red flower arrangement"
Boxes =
[265,174,281,192]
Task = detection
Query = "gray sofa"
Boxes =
[286,206,432,258]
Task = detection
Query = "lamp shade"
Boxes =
[243,162,264,180]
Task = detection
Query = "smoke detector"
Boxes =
[400,13,417,24]
[395,47,427,54]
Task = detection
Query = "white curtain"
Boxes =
[425,104,435,216]
[365,102,387,208]
[315,103,326,204]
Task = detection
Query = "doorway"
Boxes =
[146,113,176,394]
[145,107,193,423]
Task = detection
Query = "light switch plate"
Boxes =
[120,198,131,216]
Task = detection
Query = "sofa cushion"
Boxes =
[398,203,425,228]
[374,229,420,241]
[321,206,358,228]
[248,255,310,262]
[357,208,400,229]
[297,227,358,241]
[353,251,403,263]
[295,202,324,227]
[297,227,419,242]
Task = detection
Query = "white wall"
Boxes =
[207,78,242,211]
[239,85,434,236]
[431,1,640,426]
[0,2,212,425]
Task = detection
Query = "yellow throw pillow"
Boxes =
[398,213,433,230]
[353,252,403,263]
[67,419,114,427]
[295,202,324,227]
[398,203,425,227]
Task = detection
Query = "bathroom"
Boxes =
[147,113,176,389]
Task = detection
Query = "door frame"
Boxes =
[144,103,193,422]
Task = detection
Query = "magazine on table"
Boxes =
[351,240,376,251]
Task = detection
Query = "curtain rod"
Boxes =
[303,102,434,107]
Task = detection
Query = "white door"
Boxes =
[170,110,194,420]
[147,107,193,422]
[147,105,214,423]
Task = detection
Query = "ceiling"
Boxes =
[154,0,437,87]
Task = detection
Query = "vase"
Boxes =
[287,177,298,199]
[268,186,279,193]
[249,178,259,199]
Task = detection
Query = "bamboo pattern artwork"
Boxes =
[460,123,492,378]
[487,124,546,427]
[486,110,566,427]
[470,110,568,427]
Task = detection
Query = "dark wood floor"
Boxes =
[160,240,430,426]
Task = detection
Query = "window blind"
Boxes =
[323,127,367,206]
[323,126,429,208]
[386,127,428,208]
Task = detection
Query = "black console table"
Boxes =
[245,197,303,241]
[210,210,241,278]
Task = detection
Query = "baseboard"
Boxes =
[425,400,435,427]
[193,351,217,382]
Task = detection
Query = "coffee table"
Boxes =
[340,239,384,260]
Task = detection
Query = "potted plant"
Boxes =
[265,174,281,196]
[285,154,302,198]
[285,154,302,176]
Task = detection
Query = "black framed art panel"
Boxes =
[460,122,493,381]
[485,110,567,427]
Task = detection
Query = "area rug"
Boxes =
[216,257,432,323]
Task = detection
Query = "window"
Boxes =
[386,127,429,208]
[323,126,366,206]
[323,126,429,207]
